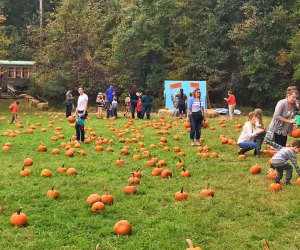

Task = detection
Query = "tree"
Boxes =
[0,15,10,57]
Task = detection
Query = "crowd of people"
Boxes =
[7,82,300,185]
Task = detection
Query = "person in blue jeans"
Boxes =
[106,85,115,118]
[186,88,204,146]
[237,112,265,155]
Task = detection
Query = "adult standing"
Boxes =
[73,87,88,143]
[130,85,140,119]
[141,90,153,119]
[224,91,236,121]
[65,89,74,118]
[186,88,204,146]
[268,87,299,146]
[176,88,188,118]
[106,84,115,118]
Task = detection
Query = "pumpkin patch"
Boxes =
[0,102,299,249]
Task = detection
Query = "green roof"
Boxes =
[0,60,35,66]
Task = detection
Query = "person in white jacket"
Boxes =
[237,112,264,155]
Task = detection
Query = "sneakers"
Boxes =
[195,141,201,146]
[191,142,195,146]
[255,155,262,158]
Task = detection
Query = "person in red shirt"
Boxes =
[136,97,142,119]
[9,101,19,124]
[224,91,236,121]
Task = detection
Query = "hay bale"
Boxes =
[158,109,173,117]
[25,95,34,101]
[18,94,27,99]
[37,102,49,110]
[29,99,40,107]
[205,109,219,118]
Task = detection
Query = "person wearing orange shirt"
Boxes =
[9,101,19,124]
[224,90,236,121]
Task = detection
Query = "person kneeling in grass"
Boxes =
[237,112,265,155]
[267,139,300,185]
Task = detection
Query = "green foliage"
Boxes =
[0,14,10,57]
[1,0,300,107]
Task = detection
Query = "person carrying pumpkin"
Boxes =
[9,101,19,124]
[266,139,300,185]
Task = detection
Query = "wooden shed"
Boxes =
[0,60,35,93]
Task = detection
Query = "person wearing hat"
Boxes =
[96,91,105,118]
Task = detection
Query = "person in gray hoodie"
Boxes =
[267,139,300,185]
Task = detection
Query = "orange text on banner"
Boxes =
[190,82,199,88]
[170,82,182,89]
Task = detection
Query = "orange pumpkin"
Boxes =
[10,208,28,227]
[23,158,33,166]
[116,157,124,166]
[269,183,282,192]
[51,148,60,155]
[180,167,190,177]
[123,185,137,195]
[101,191,114,205]
[91,202,106,212]
[267,170,277,180]
[114,220,132,235]
[57,164,67,173]
[128,174,140,185]
[200,184,215,197]
[295,177,300,185]
[66,168,77,175]
[41,169,52,177]
[47,187,59,199]
[250,164,261,174]
[37,145,47,152]
[161,169,173,179]
[67,116,76,123]
[176,158,185,168]
[291,129,300,138]
[86,194,102,206]
[175,187,187,201]
[20,166,31,176]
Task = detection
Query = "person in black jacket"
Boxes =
[129,85,141,119]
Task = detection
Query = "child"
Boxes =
[9,101,19,124]
[111,97,118,118]
[267,139,300,185]
[124,94,131,117]
[171,91,180,117]
[137,97,142,119]
[75,113,85,142]
[96,92,105,118]
[237,112,258,155]
[253,108,266,157]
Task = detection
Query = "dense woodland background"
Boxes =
[0,0,300,108]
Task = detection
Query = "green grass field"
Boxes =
[0,99,299,250]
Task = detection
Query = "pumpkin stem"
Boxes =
[207,183,210,189]
[95,243,100,250]
[182,167,186,172]
[22,166,25,171]
[16,208,22,214]
[181,187,184,193]
[51,187,54,191]
[186,239,194,248]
